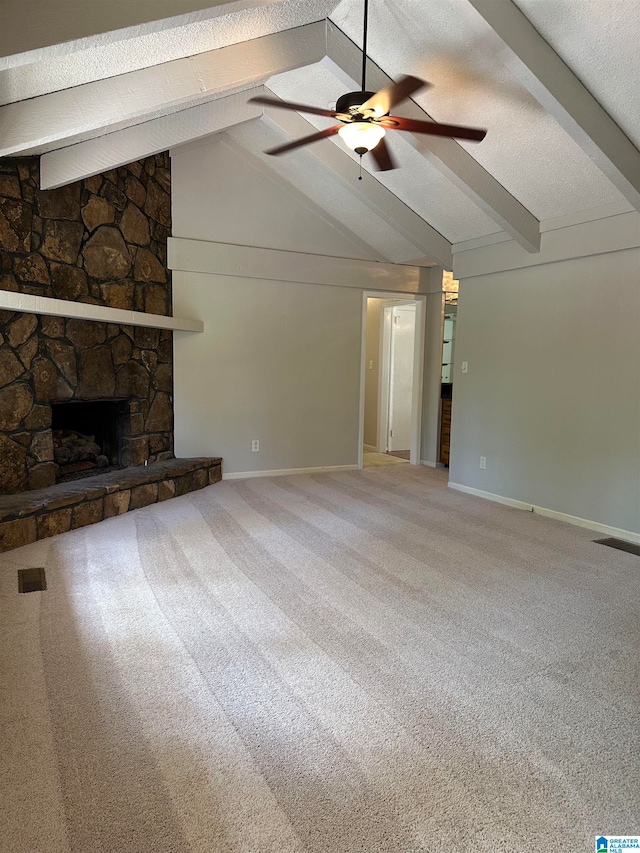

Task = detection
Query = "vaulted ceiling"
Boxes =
[1,0,638,268]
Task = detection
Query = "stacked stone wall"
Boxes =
[0,154,174,494]
[0,154,171,311]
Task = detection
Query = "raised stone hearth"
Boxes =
[0,457,222,552]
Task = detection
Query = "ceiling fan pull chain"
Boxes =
[359,155,363,180]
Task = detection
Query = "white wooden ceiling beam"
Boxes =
[168,236,423,293]
[455,0,640,211]
[0,0,275,70]
[40,89,265,189]
[261,103,452,268]
[326,20,541,254]
[0,21,326,158]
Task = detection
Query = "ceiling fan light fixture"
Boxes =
[338,121,386,154]
[249,0,486,168]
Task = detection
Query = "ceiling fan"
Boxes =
[248,0,487,173]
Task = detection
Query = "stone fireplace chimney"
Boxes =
[0,154,174,495]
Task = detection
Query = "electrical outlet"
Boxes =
[252,440,260,452]
[479,456,486,469]
[461,361,468,373]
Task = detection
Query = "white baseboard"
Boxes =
[223,464,359,481]
[448,482,640,544]
[363,444,378,453]
[421,460,446,469]
[449,482,533,510]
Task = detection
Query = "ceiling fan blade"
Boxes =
[360,75,428,117]
[386,115,486,142]
[370,136,396,171]
[249,95,342,119]
[264,125,343,156]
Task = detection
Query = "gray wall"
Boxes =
[171,134,379,260]
[171,134,393,474]
[174,272,362,473]
[450,247,640,534]
[364,298,381,448]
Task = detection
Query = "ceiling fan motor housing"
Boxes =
[336,91,378,117]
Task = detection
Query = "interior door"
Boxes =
[387,304,416,451]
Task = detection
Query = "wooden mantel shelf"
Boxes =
[0,290,204,333]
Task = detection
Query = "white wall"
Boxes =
[449,246,640,536]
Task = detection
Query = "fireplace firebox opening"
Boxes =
[51,400,129,483]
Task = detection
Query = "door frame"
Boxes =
[358,291,426,468]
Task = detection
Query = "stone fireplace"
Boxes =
[0,153,174,496]
[1,152,221,553]
[0,312,174,494]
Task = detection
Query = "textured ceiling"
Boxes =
[328,0,627,219]
[515,0,640,149]
[0,0,338,104]
[0,1,305,66]
[1,0,638,264]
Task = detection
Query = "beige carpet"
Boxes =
[1,465,638,852]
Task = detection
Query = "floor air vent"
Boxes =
[18,567,47,593]
[594,537,640,557]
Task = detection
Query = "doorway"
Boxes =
[359,293,425,469]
